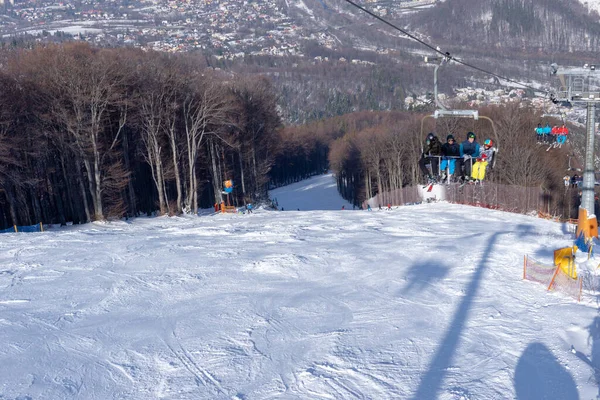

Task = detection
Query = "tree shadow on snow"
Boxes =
[514,342,579,400]
[516,223,556,266]
[532,246,559,262]
[411,224,537,400]
[400,260,450,295]
[516,223,535,239]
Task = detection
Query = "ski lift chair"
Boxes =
[420,109,499,185]
[541,112,569,147]
[419,56,499,189]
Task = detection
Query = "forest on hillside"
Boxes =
[0,44,283,228]
[0,41,594,230]
[280,106,591,218]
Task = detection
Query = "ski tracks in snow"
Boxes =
[162,329,228,397]
[245,283,407,398]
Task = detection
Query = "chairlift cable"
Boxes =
[341,0,542,94]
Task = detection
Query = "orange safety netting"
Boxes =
[523,255,556,286]
[548,266,583,302]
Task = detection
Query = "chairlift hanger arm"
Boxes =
[434,110,479,119]
[420,112,500,152]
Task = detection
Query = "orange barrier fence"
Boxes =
[548,265,583,302]
[523,255,556,286]
[523,255,582,302]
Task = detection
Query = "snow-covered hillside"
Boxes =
[580,0,600,15]
[0,174,598,399]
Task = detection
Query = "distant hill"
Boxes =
[250,0,600,123]
[408,0,600,53]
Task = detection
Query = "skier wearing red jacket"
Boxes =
[557,124,569,135]
[556,124,569,145]
[550,125,559,143]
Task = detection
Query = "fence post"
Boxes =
[13,225,17,233]
[523,255,527,279]
[547,265,561,291]
[40,222,44,232]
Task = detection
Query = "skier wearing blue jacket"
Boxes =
[440,134,460,181]
[542,123,551,143]
[459,131,480,182]
[535,123,544,143]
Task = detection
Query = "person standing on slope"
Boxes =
[459,131,480,183]
[471,139,496,182]
[440,134,460,182]
[419,132,443,182]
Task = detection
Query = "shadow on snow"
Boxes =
[514,342,578,399]
[401,260,450,295]
[411,224,553,399]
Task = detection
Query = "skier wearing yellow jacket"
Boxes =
[471,139,496,182]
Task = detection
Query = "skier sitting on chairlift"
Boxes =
[471,139,496,183]
[440,134,460,182]
[556,124,568,145]
[542,122,552,143]
[459,131,480,183]
[535,123,544,143]
[551,125,559,143]
[419,132,443,182]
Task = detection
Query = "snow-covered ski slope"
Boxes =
[1,173,599,399]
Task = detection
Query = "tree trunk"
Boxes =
[121,130,137,217]
[50,174,67,225]
[168,122,182,214]
[59,153,76,223]
[30,186,42,225]
[93,149,103,219]
[209,139,222,204]
[7,184,18,227]
[186,137,197,213]
[239,150,246,198]
[75,161,92,222]
[251,145,258,197]
[153,143,167,215]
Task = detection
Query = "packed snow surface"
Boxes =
[1,173,599,399]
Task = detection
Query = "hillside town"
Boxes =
[0,0,334,56]
[0,0,443,54]
[0,0,584,119]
